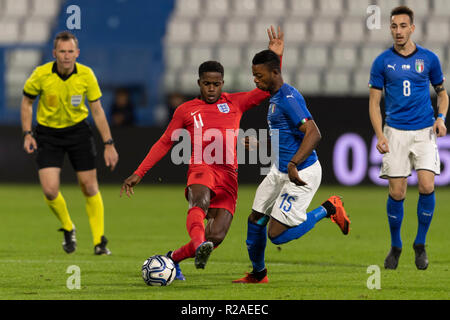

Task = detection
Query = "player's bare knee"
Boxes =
[418,185,434,195]
[389,189,406,201]
[42,185,59,200]
[188,188,210,212]
[43,189,58,201]
[249,210,268,225]
[79,182,98,197]
[190,197,209,212]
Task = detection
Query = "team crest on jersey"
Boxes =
[415,59,424,73]
[217,103,230,113]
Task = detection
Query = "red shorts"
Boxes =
[185,165,238,215]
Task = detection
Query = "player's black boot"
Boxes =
[194,241,214,269]
[94,236,111,255]
[58,227,76,254]
[413,243,428,270]
[384,246,402,269]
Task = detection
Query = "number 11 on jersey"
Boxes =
[193,114,204,128]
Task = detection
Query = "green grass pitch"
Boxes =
[0,183,449,300]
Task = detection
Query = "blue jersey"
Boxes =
[268,83,318,173]
[369,45,445,130]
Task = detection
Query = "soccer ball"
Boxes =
[141,255,176,286]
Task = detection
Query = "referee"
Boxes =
[21,31,119,255]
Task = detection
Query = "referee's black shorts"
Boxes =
[34,120,97,171]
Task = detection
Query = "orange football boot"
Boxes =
[327,196,351,235]
[232,270,269,284]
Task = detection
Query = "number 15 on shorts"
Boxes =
[279,193,296,212]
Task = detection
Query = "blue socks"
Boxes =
[246,219,268,272]
[270,206,327,245]
[245,206,328,271]
[387,191,435,248]
[415,192,435,245]
[387,195,404,248]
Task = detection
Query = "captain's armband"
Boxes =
[433,84,446,94]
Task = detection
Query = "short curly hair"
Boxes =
[252,50,280,72]
[198,61,224,78]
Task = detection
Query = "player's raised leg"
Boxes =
[384,177,407,269]
[267,161,350,244]
[233,198,347,284]
[269,196,349,246]
[39,167,76,253]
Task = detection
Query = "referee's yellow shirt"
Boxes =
[23,61,102,128]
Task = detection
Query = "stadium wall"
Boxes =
[2,96,449,186]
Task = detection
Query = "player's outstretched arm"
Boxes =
[120,173,142,198]
[121,107,185,198]
[21,96,37,153]
[369,88,389,154]
[433,84,448,137]
[267,25,284,57]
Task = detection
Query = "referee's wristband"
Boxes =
[289,161,298,166]
[438,113,446,122]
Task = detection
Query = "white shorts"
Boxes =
[252,160,322,227]
[380,125,440,179]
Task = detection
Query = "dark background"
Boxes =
[1,96,378,185]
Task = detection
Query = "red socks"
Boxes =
[171,207,206,263]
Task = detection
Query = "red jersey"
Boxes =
[134,89,269,178]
